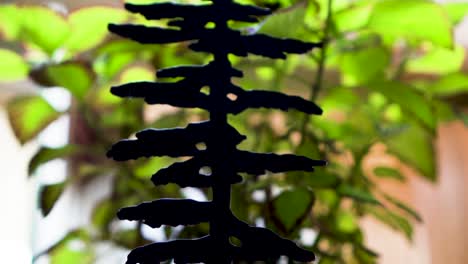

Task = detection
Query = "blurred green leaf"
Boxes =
[49,229,94,264]
[335,210,358,234]
[368,0,452,48]
[373,166,405,182]
[119,65,155,83]
[29,145,78,176]
[354,244,378,264]
[385,123,436,181]
[47,63,94,100]
[367,206,413,241]
[112,229,150,249]
[273,188,314,231]
[321,86,360,111]
[373,82,435,132]
[339,46,390,86]
[337,184,380,205]
[92,199,117,233]
[21,6,70,54]
[383,194,423,222]
[429,73,468,96]
[7,95,61,144]
[258,2,308,39]
[94,52,135,81]
[65,7,128,54]
[0,49,29,81]
[304,168,340,188]
[443,2,468,24]
[407,45,465,75]
[39,182,66,216]
[334,3,372,32]
[432,99,457,122]
[0,5,22,40]
[134,157,172,179]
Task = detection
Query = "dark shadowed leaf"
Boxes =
[273,188,314,231]
[40,182,66,216]
[0,49,29,81]
[7,95,61,144]
[29,145,78,176]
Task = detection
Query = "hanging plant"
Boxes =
[107,0,324,263]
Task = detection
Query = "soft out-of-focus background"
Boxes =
[0,0,468,264]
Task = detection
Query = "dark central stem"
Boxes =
[208,17,233,264]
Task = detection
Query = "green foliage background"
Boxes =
[1,0,468,263]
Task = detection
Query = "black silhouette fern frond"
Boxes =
[107,0,325,263]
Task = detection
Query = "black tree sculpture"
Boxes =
[107,0,325,263]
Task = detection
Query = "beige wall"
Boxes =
[363,122,468,264]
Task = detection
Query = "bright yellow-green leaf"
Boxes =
[340,46,390,86]
[7,95,61,144]
[374,82,435,131]
[0,49,29,81]
[430,73,468,96]
[21,6,70,55]
[256,67,275,81]
[385,123,436,181]
[50,230,94,264]
[273,188,314,231]
[316,0,353,20]
[47,63,94,100]
[443,2,468,24]
[368,0,453,48]
[65,7,128,54]
[40,182,66,216]
[334,4,372,32]
[335,210,358,234]
[0,5,22,40]
[119,65,155,83]
[407,45,465,75]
